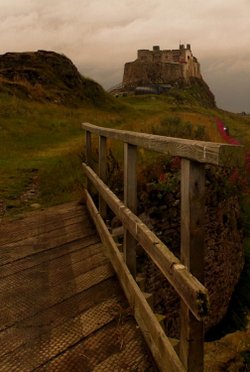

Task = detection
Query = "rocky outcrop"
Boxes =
[204,329,250,371]
[109,44,216,107]
[137,165,244,337]
[0,50,110,106]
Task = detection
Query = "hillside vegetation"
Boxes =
[0,50,114,107]
[0,50,249,234]
[0,52,250,216]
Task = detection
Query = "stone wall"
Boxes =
[137,166,244,337]
[122,44,201,89]
[123,60,184,88]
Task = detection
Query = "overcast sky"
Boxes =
[0,0,249,112]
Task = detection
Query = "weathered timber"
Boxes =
[98,135,107,219]
[136,275,146,291]
[37,321,154,371]
[0,235,100,279]
[82,122,243,166]
[85,130,92,164]
[85,189,185,372]
[0,202,155,370]
[0,277,120,358]
[124,143,137,277]
[0,210,88,245]
[82,122,243,372]
[85,130,92,190]
[0,225,96,266]
[82,163,208,320]
[112,226,124,239]
[179,159,205,371]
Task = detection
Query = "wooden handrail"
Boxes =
[82,163,208,320]
[82,123,242,372]
[82,122,243,166]
[85,190,185,372]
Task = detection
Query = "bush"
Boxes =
[152,116,209,141]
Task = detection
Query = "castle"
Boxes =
[122,44,202,90]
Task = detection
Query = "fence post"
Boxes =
[99,135,107,219]
[124,143,137,278]
[85,130,92,191]
[179,158,205,372]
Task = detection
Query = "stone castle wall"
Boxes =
[123,60,184,87]
[122,44,201,88]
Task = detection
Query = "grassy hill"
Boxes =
[0,76,250,217]
[0,50,124,215]
[0,73,250,215]
[0,51,249,249]
[0,50,115,107]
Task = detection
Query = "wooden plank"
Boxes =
[124,143,137,211]
[85,130,92,190]
[2,218,94,249]
[0,277,121,359]
[0,251,109,299]
[36,319,154,371]
[99,135,107,219]
[0,263,114,331]
[0,235,100,278]
[179,159,205,372]
[136,275,146,291]
[0,226,96,266]
[124,143,137,277]
[143,292,154,309]
[82,163,208,320]
[0,240,103,278]
[0,204,87,244]
[82,122,243,166]
[85,130,92,165]
[112,226,124,239]
[0,297,124,371]
[1,201,83,225]
[0,212,89,246]
[92,336,155,371]
[85,190,185,372]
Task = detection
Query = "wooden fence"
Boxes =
[82,122,242,372]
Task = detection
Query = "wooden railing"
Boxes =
[82,122,242,372]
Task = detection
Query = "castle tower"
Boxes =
[122,44,202,90]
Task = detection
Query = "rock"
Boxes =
[142,193,244,337]
[138,166,244,337]
[0,51,111,107]
[30,203,41,209]
[204,329,250,371]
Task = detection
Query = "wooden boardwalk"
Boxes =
[0,202,156,371]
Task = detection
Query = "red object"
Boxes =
[215,118,240,145]
[215,117,250,191]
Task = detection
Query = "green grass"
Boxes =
[1,89,249,219]
[0,93,127,216]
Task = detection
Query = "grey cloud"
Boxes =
[0,0,250,111]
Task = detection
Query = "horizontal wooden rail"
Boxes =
[82,122,243,166]
[82,163,209,320]
[85,189,185,372]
